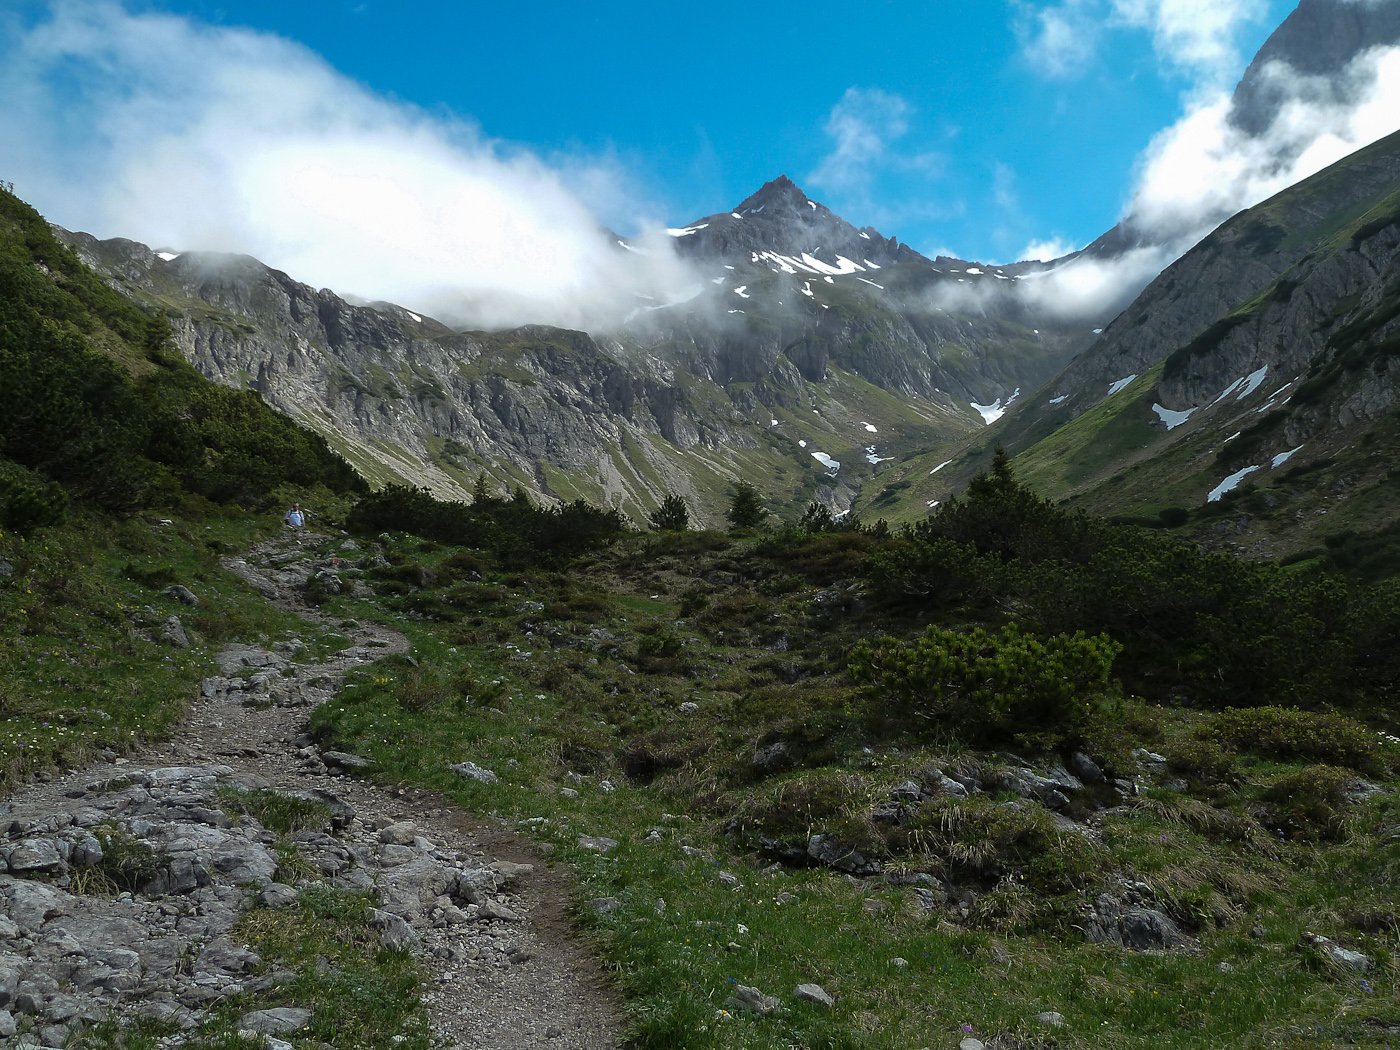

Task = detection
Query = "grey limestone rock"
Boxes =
[449,761,498,784]
[162,585,200,607]
[726,983,780,1015]
[369,908,420,951]
[1070,751,1104,783]
[794,982,834,1007]
[240,1007,313,1034]
[160,616,191,649]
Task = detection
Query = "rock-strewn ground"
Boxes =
[0,532,622,1050]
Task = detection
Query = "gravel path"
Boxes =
[0,531,623,1050]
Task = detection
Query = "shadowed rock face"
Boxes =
[1231,0,1400,137]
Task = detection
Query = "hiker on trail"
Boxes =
[284,503,305,528]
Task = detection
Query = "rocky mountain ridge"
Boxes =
[58,171,1096,524]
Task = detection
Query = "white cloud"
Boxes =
[1015,0,1102,79]
[1129,44,1400,241]
[1020,236,1080,261]
[1017,0,1267,82]
[1111,0,1268,82]
[808,87,911,195]
[806,87,949,228]
[0,1,698,331]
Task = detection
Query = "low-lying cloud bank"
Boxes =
[0,1,700,332]
[1016,37,1400,321]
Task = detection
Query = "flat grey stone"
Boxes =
[794,983,834,1006]
[240,1007,312,1034]
[1037,1011,1066,1026]
[449,761,498,784]
[726,983,780,1015]
[587,897,621,915]
[477,901,523,922]
[577,835,617,852]
[369,908,419,951]
[378,821,417,846]
[960,1039,986,1050]
[257,884,299,908]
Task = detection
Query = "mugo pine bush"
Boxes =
[849,623,1121,748]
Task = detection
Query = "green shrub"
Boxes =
[849,623,1121,748]
[726,481,768,531]
[1261,765,1360,841]
[1197,706,1393,776]
[0,461,69,534]
[648,493,690,532]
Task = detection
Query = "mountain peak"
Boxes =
[733,175,820,218]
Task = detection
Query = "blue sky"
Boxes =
[4,0,1296,263]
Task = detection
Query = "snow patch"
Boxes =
[1106,375,1138,397]
[859,231,871,239]
[865,448,892,465]
[857,277,885,290]
[1224,431,1241,443]
[731,212,743,219]
[798,440,807,448]
[733,286,750,299]
[711,276,725,285]
[860,422,878,433]
[1152,403,1196,430]
[801,282,814,298]
[824,276,834,284]
[1048,395,1068,405]
[926,500,940,508]
[406,310,422,323]
[1207,465,1261,502]
[1272,445,1303,469]
[811,451,840,472]
[665,224,709,237]
[771,419,779,427]
[1236,366,1269,399]
[807,200,817,210]
[965,267,983,275]
[862,259,881,269]
[929,459,953,474]
[155,251,180,262]
[970,400,1006,425]
[1212,377,1246,404]
[1092,328,1103,334]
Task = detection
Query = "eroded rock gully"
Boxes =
[0,533,621,1050]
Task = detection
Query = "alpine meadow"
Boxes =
[4,2,1400,1049]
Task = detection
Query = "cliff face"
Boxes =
[1231,0,1400,136]
[57,228,985,525]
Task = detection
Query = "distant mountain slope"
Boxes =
[871,127,1400,560]
[59,226,985,526]
[60,174,1103,526]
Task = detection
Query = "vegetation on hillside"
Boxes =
[4,182,1400,1049]
[0,188,363,533]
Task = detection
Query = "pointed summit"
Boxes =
[671,176,935,269]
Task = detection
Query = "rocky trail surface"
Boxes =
[0,532,622,1050]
